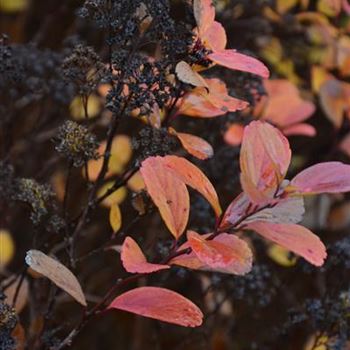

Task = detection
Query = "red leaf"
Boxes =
[246,221,327,266]
[207,50,270,78]
[140,157,189,239]
[289,162,350,194]
[108,287,203,327]
[170,232,252,275]
[162,155,222,216]
[240,121,291,204]
[121,237,170,274]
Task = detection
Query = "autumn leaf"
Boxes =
[240,121,291,204]
[178,78,248,118]
[224,123,245,146]
[25,250,87,306]
[109,204,122,232]
[246,222,327,266]
[187,231,251,270]
[108,287,203,327]
[161,155,222,216]
[319,78,350,128]
[170,232,252,275]
[140,157,190,239]
[193,0,215,36]
[257,79,316,137]
[0,229,15,268]
[207,50,270,78]
[175,61,208,88]
[121,237,169,274]
[289,162,350,194]
[220,192,305,230]
[169,127,213,160]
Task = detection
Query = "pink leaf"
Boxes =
[201,21,227,52]
[193,0,215,36]
[240,121,291,204]
[220,192,305,230]
[245,222,327,266]
[283,123,316,137]
[140,157,189,239]
[121,237,170,274]
[170,232,252,275]
[208,50,270,78]
[289,162,350,194]
[108,287,203,327]
[162,155,222,216]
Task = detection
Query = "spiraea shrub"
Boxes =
[1,0,350,349]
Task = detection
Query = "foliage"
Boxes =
[1,0,350,349]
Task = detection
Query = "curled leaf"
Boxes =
[108,286,203,327]
[25,250,87,306]
[121,237,169,274]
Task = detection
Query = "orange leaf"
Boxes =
[162,155,222,216]
[207,50,270,78]
[140,157,189,239]
[169,128,213,160]
[178,78,248,118]
[121,237,169,274]
[108,286,203,327]
[240,121,291,204]
[246,222,327,266]
[224,123,244,146]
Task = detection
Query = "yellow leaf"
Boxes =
[267,244,297,267]
[276,0,298,14]
[0,0,27,13]
[304,334,328,350]
[127,171,145,192]
[109,204,122,232]
[317,0,342,17]
[70,95,102,120]
[0,229,15,268]
[98,182,128,207]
